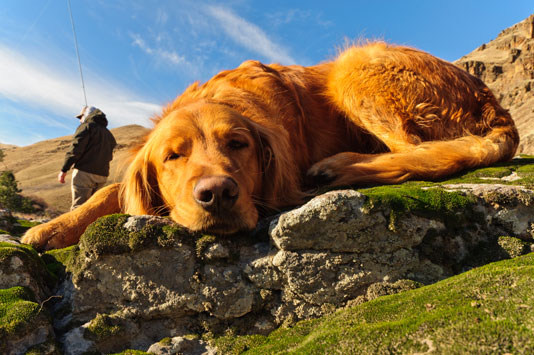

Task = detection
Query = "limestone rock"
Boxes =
[147,336,216,355]
[49,184,533,353]
[455,14,534,154]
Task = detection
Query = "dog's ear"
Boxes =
[120,147,165,216]
[249,120,304,210]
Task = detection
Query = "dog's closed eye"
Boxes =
[165,153,182,161]
[228,140,249,150]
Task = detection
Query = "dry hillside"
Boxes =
[455,14,534,154]
[2,124,149,214]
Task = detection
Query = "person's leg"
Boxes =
[71,169,94,210]
[91,174,108,195]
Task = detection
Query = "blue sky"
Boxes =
[0,1,532,146]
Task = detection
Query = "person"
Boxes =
[58,106,117,210]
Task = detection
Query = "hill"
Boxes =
[1,124,149,215]
[455,14,534,154]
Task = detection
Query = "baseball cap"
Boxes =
[76,106,87,119]
[75,106,97,119]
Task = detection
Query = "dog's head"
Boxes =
[120,100,302,234]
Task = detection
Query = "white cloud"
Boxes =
[0,44,161,129]
[131,33,187,66]
[204,5,297,65]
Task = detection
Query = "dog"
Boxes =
[22,42,519,250]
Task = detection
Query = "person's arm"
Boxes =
[60,123,91,173]
[58,171,67,184]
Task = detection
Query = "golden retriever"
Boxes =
[22,42,519,250]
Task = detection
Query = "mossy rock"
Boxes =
[85,313,123,341]
[214,253,534,354]
[0,242,56,292]
[78,214,195,256]
[24,336,61,355]
[361,184,475,215]
[440,157,534,187]
[357,157,534,213]
[497,236,529,259]
[463,236,532,271]
[0,287,40,335]
[360,184,479,231]
[41,245,78,279]
[0,286,52,354]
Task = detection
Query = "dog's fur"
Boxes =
[22,42,519,250]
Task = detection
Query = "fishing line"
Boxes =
[67,0,88,107]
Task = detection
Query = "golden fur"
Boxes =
[22,42,519,250]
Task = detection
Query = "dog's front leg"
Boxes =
[21,183,122,250]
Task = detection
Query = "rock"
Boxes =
[0,208,15,232]
[455,14,534,154]
[0,287,58,355]
[147,336,217,355]
[0,243,58,354]
[3,157,534,354]
[45,183,533,353]
[0,234,20,244]
[0,243,54,303]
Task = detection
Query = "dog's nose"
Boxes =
[193,176,239,212]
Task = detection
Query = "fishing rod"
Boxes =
[67,0,88,107]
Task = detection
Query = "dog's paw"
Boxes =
[307,152,372,187]
[20,224,52,251]
[306,162,338,186]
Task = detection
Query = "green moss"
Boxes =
[439,157,534,186]
[0,229,9,234]
[109,351,151,355]
[42,245,77,279]
[184,333,200,340]
[10,219,41,237]
[159,337,172,345]
[215,253,534,354]
[16,219,41,229]
[0,286,41,349]
[78,214,196,257]
[79,214,131,255]
[215,334,267,355]
[360,184,476,229]
[85,313,122,341]
[0,241,40,260]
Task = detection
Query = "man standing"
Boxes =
[58,106,117,210]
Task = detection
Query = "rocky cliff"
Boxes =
[455,14,534,154]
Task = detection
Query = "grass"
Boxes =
[214,253,534,354]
